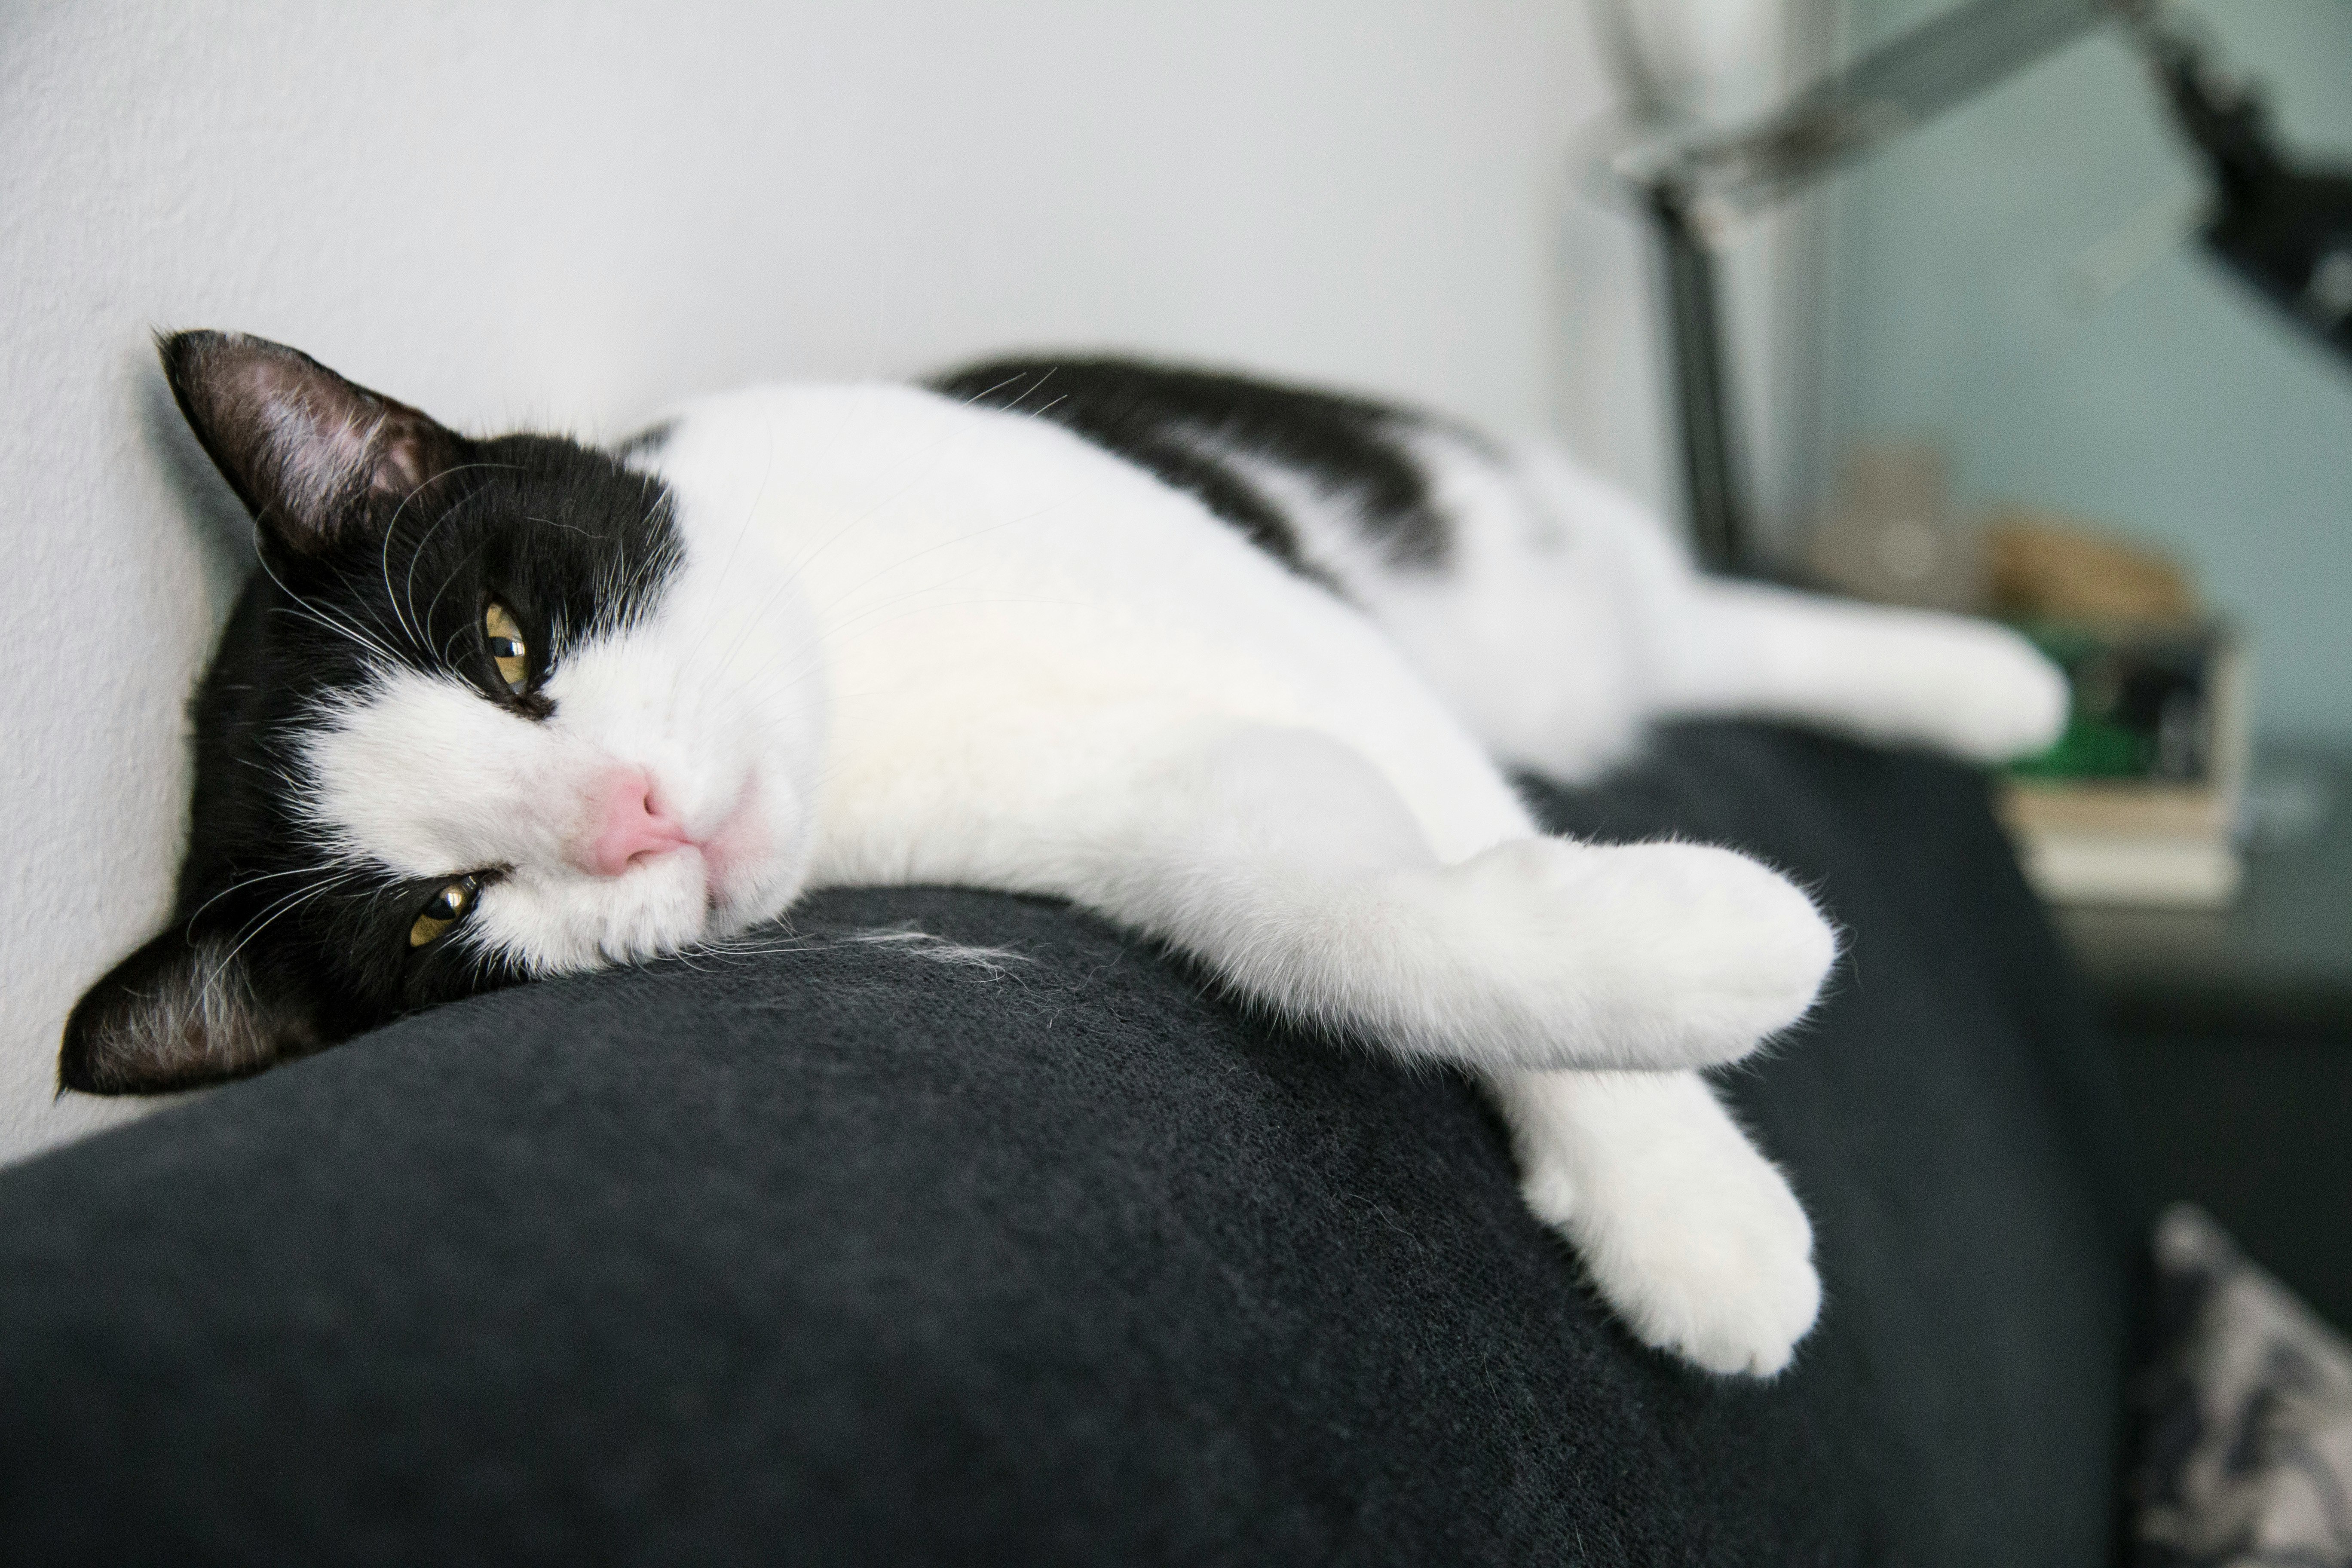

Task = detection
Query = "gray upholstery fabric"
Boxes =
[0,725,2144,1564]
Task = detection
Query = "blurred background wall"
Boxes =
[1819,0,2352,747]
[2,0,1738,1162]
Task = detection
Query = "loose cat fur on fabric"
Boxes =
[63,332,2068,1377]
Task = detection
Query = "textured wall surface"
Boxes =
[0,1,1633,1162]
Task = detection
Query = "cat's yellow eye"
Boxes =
[408,877,477,949]
[484,602,529,695]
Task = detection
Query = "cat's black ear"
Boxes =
[59,925,323,1095]
[158,330,472,558]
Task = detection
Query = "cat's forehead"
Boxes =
[420,439,669,565]
[265,436,680,665]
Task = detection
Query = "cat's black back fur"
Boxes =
[931,357,1454,572]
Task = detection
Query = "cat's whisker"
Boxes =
[199,870,367,1004]
[179,860,349,931]
[947,368,1035,410]
[595,493,680,639]
[253,550,403,668]
[420,528,501,646]
[378,472,441,650]
[395,462,522,647]
[224,864,367,939]
[520,513,593,538]
[266,603,395,667]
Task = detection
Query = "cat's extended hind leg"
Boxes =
[1655,579,2068,763]
[1037,724,1838,1075]
[1493,1066,1820,1376]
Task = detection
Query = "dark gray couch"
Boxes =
[0,724,2146,1564]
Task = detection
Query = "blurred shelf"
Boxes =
[2053,750,2352,1038]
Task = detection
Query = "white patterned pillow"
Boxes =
[2133,1205,2352,1567]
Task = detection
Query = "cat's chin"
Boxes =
[694,776,771,893]
[703,853,814,943]
[603,842,808,962]
[472,847,739,977]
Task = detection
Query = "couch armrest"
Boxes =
[0,723,2142,1565]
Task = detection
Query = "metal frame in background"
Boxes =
[1616,0,2352,576]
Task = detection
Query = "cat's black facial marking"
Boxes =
[932,355,1455,572]
[61,332,685,1096]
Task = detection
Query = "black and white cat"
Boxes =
[66,331,2067,1378]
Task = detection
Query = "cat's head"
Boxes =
[61,332,823,1095]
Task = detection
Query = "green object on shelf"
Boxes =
[2012,717,2156,780]
[2003,619,2223,784]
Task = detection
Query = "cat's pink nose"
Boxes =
[583,770,692,877]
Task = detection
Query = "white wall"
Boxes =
[0,0,1643,1162]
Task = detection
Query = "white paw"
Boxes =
[1429,839,1837,1072]
[1904,621,2070,763]
[1517,1080,1821,1377]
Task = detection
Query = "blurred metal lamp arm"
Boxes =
[1620,0,2107,576]
[1653,0,2107,214]
[1626,0,2352,576]
[1627,0,2352,576]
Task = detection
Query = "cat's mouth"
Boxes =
[545,772,776,962]
[580,769,765,893]
[682,774,770,913]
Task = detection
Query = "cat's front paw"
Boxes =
[1906,620,2070,763]
[1519,1090,1821,1377]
